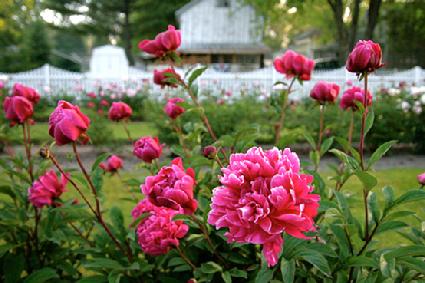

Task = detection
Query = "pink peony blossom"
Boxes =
[12,83,40,105]
[87,92,97,99]
[3,96,34,126]
[164,97,185,119]
[154,68,181,88]
[133,136,162,163]
[310,81,340,104]
[142,158,197,214]
[100,99,109,107]
[340,86,373,111]
[108,101,132,122]
[208,147,320,267]
[87,101,96,109]
[100,155,123,173]
[346,40,383,74]
[28,169,68,208]
[274,50,315,81]
[418,173,425,186]
[49,100,90,145]
[138,25,181,58]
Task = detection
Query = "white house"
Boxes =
[175,0,269,71]
[88,45,129,79]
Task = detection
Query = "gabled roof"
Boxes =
[176,0,203,18]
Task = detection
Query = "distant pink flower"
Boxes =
[138,25,181,58]
[100,99,109,107]
[3,96,34,126]
[87,101,96,109]
[0,81,4,89]
[133,136,162,163]
[28,170,68,208]
[346,40,383,74]
[310,81,340,104]
[49,100,90,145]
[142,157,197,215]
[418,173,425,186]
[340,86,372,111]
[208,147,319,267]
[164,97,185,119]
[12,83,40,105]
[154,68,181,88]
[100,155,123,173]
[133,200,188,256]
[203,145,217,159]
[274,50,315,81]
[346,80,353,86]
[87,92,97,99]
[108,102,132,122]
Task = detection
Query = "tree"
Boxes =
[21,20,51,69]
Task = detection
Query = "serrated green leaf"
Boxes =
[367,140,397,169]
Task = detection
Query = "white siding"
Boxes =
[179,0,262,48]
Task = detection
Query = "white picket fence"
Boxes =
[0,64,424,100]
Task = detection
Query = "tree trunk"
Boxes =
[123,0,135,66]
[366,0,382,40]
[349,0,361,50]
[327,0,348,65]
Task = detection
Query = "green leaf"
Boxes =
[356,171,377,191]
[376,221,408,234]
[221,271,232,283]
[320,137,334,156]
[130,212,150,228]
[200,261,222,274]
[335,137,361,163]
[367,140,397,169]
[229,268,247,278]
[346,256,379,268]
[330,149,360,170]
[255,264,273,283]
[280,258,295,283]
[309,150,320,168]
[0,185,15,199]
[91,152,110,172]
[367,191,380,223]
[303,133,316,149]
[384,210,415,221]
[384,245,425,259]
[329,224,351,258]
[394,190,425,206]
[382,186,394,212]
[84,258,123,270]
[77,275,107,283]
[23,268,59,283]
[297,249,331,276]
[188,66,208,87]
[364,109,375,137]
[168,257,186,267]
[380,254,395,278]
[108,270,122,283]
[398,257,425,274]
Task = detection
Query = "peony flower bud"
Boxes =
[49,100,90,146]
[100,155,123,173]
[133,136,162,163]
[274,50,315,81]
[418,173,425,186]
[202,145,217,159]
[164,97,185,119]
[12,83,40,105]
[108,101,133,122]
[310,81,340,104]
[346,40,383,74]
[3,96,34,126]
[138,25,181,58]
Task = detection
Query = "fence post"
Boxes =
[44,64,50,92]
[414,66,422,86]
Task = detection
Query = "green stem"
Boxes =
[274,77,296,145]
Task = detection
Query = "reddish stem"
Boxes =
[274,77,296,145]
[359,74,369,170]
[348,111,354,148]
[317,104,325,152]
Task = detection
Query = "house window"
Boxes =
[216,0,230,8]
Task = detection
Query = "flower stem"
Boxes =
[359,73,369,170]
[176,245,195,270]
[348,111,354,148]
[171,122,190,158]
[317,104,325,152]
[274,77,296,145]
[122,120,132,142]
[363,189,369,241]
[22,122,34,182]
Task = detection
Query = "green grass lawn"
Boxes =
[5,122,157,144]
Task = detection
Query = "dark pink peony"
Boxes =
[12,83,40,105]
[87,92,97,99]
[133,136,162,163]
[203,145,217,159]
[142,158,197,214]
[49,100,90,146]
[108,102,133,122]
[418,173,425,186]
[310,81,340,104]
[340,86,372,111]
[164,97,185,119]
[274,50,315,81]
[100,99,109,107]
[346,40,383,74]
[138,25,181,58]
[154,68,181,88]
[3,96,34,126]
[100,155,123,173]
[208,147,319,267]
[28,169,68,208]
[132,200,188,256]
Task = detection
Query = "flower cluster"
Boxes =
[28,170,68,208]
[208,147,319,267]
[273,50,315,81]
